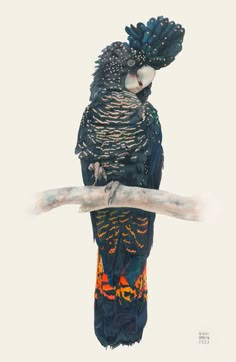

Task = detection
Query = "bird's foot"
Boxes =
[105,181,120,205]
[88,162,107,185]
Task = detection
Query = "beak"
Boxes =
[137,74,143,87]
[125,65,156,94]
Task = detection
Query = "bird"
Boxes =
[75,16,185,348]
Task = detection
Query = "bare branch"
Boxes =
[32,184,204,222]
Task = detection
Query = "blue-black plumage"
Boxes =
[75,16,185,348]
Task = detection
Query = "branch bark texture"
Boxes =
[32,184,204,222]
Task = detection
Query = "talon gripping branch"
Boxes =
[75,16,185,348]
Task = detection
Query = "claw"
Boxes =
[100,166,107,181]
[105,181,120,205]
[88,162,107,185]
[104,182,113,192]
[88,163,94,171]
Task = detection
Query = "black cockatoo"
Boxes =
[75,16,185,348]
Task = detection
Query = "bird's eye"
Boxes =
[127,59,136,67]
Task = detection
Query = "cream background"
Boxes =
[0,0,235,361]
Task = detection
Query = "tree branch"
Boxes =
[32,184,204,222]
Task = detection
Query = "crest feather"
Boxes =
[125,16,185,70]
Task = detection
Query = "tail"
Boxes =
[91,208,155,348]
[94,251,148,348]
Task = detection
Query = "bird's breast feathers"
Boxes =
[77,91,160,160]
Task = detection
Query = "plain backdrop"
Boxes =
[0,1,235,361]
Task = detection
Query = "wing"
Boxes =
[75,90,145,187]
[74,105,98,186]
[145,102,164,190]
[75,91,145,242]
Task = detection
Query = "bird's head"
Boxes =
[90,16,185,101]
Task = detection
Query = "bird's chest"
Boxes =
[95,125,147,157]
[93,105,150,159]
[85,94,160,186]
[94,109,154,186]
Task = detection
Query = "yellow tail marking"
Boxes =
[109,216,120,221]
[109,210,118,216]
[137,217,147,221]
[125,225,136,237]
[110,225,119,231]
[135,239,144,248]
[99,223,109,230]
[137,229,147,235]
[116,287,136,302]
[123,239,131,244]
[126,248,136,253]
[96,214,105,220]
[98,231,107,238]
[139,221,148,227]
[119,218,129,223]
[96,220,105,226]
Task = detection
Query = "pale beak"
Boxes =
[137,74,143,87]
[125,65,156,94]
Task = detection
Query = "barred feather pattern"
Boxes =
[74,15,184,348]
[75,88,163,347]
[75,90,162,187]
[94,209,152,256]
[93,209,153,348]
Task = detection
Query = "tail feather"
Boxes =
[94,250,148,347]
[92,208,154,348]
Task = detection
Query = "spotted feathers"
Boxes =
[75,15,184,348]
[125,16,185,70]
